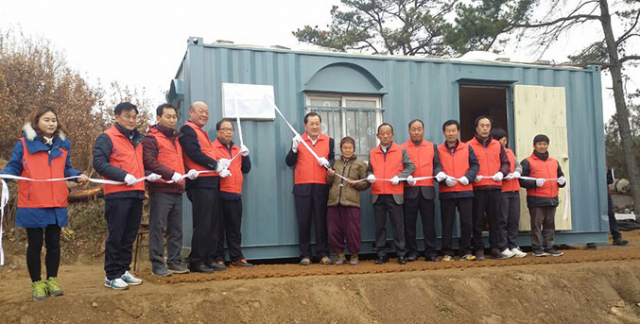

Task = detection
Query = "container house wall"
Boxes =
[169,37,608,259]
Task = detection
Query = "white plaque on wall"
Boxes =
[222,83,276,120]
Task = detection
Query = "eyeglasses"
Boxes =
[220,128,234,132]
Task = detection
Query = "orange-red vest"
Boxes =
[17,138,69,208]
[102,125,145,195]
[525,153,559,198]
[467,137,502,188]
[212,139,243,194]
[502,148,520,192]
[147,127,185,185]
[370,142,405,195]
[182,121,218,177]
[402,140,435,187]
[437,142,474,193]
[294,132,330,185]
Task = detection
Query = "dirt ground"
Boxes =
[1,232,640,324]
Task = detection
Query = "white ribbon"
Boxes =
[272,102,328,169]
[0,169,224,266]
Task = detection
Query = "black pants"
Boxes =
[472,189,505,252]
[186,187,219,266]
[501,191,521,249]
[215,198,245,262]
[26,224,61,282]
[294,186,329,259]
[374,195,407,257]
[403,195,436,258]
[440,198,473,256]
[104,198,143,280]
[608,194,622,240]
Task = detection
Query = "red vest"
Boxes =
[182,121,218,177]
[467,137,502,188]
[437,142,474,193]
[102,125,145,195]
[147,127,185,185]
[212,139,243,194]
[502,148,520,192]
[370,142,405,195]
[17,138,69,208]
[402,140,435,187]
[294,132,330,185]
[525,153,559,198]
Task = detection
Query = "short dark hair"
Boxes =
[533,134,550,145]
[408,119,424,129]
[377,123,394,134]
[114,102,138,116]
[156,103,176,117]
[216,118,234,131]
[304,112,322,124]
[442,119,460,131]
[474,115,493,128]
[340,136,356,150]
[491,127,507,140]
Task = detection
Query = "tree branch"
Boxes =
[514,15,600,29]
[617,10,640,45]
[620,55,640,64]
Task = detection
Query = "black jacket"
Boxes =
[519,151,565,207]
[285,136,335,196]
[404,142,443,200]
[93,123,146,200]
[438,140,480,200]
[178,123,219,190]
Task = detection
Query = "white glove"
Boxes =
[390,176,400,186]
[367,174,376,183]
[504,173,514,181]
[445,177,457,187]
[458,176,470,186]
[492,172,504,182]
[215,158,231,172]
[219,169,232,178]
[187,169,198,180]
[291,135,303,153]
[406,175,417,185]
[147,173,162,183]
[557,176,566,186]
[474,175,484,183]
[512,171,521,179]
[435,172,447,182]
[536,178,546,187]
[317,157,330,168]
[171,172,183,183]
[240,145,249,157]
[124,174,137,186]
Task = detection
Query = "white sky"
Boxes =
[1,0,633,123]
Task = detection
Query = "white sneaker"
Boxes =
[121,271,143,286]
[510,247,527,258]
[105,277,129,290]
[501,248,515,258]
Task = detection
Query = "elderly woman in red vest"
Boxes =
[1,106,88,301]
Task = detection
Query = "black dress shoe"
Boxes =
[207,261,228,271]
[188,263,214,274]
[398,256,407,265]
[406,253,418,262]
[374,256,388,264]
[425,255,438,262]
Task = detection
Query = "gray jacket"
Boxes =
[367,142,415,204]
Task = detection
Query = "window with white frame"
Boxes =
[305,93,383,157]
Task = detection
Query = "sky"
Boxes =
[1,0,634,123]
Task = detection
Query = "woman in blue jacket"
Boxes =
[1,106,88,301]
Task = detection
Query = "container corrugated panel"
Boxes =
[169,38,608,259]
